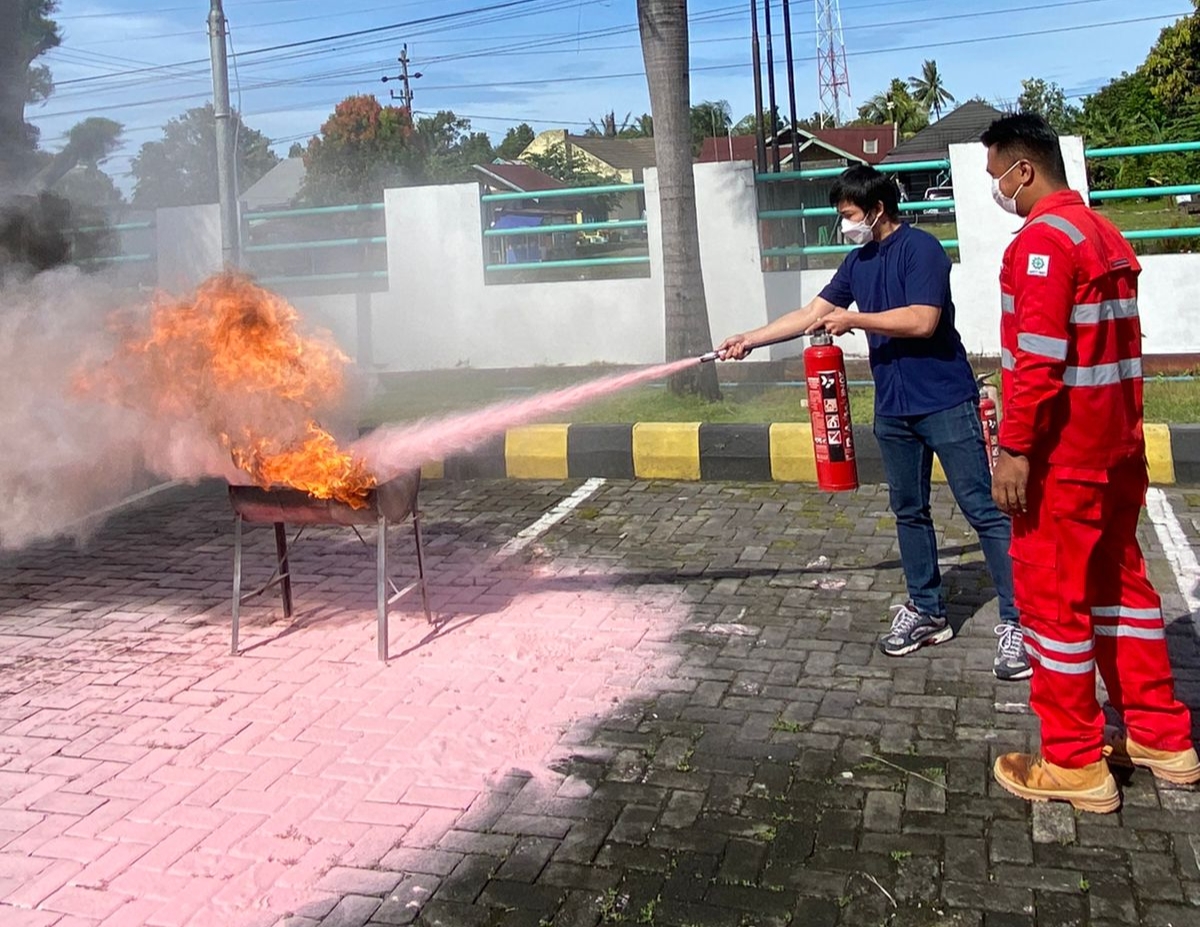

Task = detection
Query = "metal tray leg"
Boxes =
[412,509,432,625]
[274,522,294,618]
[377,515,388,663]
[232,514,243,655]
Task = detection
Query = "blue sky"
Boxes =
[30,0,1193,190]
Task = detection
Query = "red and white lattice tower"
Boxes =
[815,0,852,127]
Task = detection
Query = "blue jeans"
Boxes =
[874,398,1017,624]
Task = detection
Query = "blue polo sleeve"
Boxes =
[818,253,855,308]
[902,232,952,307]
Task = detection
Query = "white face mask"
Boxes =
[841,210,879,246]
[991,160,1027,215]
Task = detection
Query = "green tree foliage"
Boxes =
[1077,2,1200,190]
[300,96,421,205]
[495,123,536,160]
[31,117,123,192]
[131,104,279,209]
[909,60,955,120]
[1141,0,1200,111]
[53,165,124,209]
[732,107,787,137]
[587,111,633,138]
[584,111,653,140]
[415,110,494,183]
[1017,78,1080,134]
[858,79,929,139]
[689,100,732,154]
[0,0,61,184]
[301,97,498,203]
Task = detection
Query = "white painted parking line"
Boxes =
[1146,488,1200,638]
[495,478,607,559]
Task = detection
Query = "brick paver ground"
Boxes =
[1,478,1198,927]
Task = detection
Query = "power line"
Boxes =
[41,0,1133,106]
[34,8,1178,125]
[50,0,567,87]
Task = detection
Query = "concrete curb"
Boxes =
[417,423,1198,485]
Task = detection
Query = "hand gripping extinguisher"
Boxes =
[804,331,859,492]
[976,373,1000,474]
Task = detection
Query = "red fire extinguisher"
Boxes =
[805,331,859,492]
[977,374,1000,474]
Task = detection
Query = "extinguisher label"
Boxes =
[808,371,854,464]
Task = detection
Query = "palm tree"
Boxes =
[858,79,929,139]
[637,0,719,399]
[587,110,634,138]
[909,59,955,120]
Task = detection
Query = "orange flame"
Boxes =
[84,273,375,507]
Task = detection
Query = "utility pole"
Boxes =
[208,0,239,267]
[749,0,767,175]
[381,45,422,110]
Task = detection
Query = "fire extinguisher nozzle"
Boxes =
[698,350,722,363]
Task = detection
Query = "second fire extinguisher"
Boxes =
[805,331,858,492]
[977,374,1000,474]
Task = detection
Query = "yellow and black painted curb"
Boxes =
[415,422,1193,485]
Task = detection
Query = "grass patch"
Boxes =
[363,367,1200,428]
[1094,199,1199,255]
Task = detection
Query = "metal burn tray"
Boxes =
[228,469,431,661]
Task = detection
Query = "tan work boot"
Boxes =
[1102,728,1200,785]
[993,753,1120,813]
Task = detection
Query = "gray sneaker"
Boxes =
[879,602,953,657]
[994,623,1033,681]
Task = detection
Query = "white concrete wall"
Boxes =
[155,204,221,292]
[378,183,662,371]
[150,143,1200,368]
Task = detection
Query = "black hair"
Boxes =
[980,113,1068,184]
[829,165,900,219]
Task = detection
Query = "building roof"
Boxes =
[881,101,1005,163]
[473,161,567,193]
[566,135,659,172]
[809,126,896,164]
[240,157,306,210]
[696,129,879,168]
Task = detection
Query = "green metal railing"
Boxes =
[483,218,647,238]
[481,183,644,203]
[76,253,154,265]
[245,202,385,222]
[487,256,651,272]
[67,216,157,274]
[759,200,956,220]
[481,183,650,277]
[1085,141,1200,158]
[763,240,960,259]
[241,202,388,289]
[243,236,387,254]
[756,160,956,260]
[1085,141,1200,245]
[755,159,950,183]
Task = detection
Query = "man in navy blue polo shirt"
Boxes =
[719,166,1029,679]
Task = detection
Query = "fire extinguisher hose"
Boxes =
[698,333,805,364]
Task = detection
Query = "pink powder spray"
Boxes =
[354,357,700,481]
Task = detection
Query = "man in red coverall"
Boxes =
[982,113,1198,813]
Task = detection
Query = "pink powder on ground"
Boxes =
[355,357,700,481]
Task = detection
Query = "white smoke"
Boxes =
[0,267,155,548]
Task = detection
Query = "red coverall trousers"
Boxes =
[1011,457,1192,768]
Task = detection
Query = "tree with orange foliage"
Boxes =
[300,95,422,206]
[300,95,494,205]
